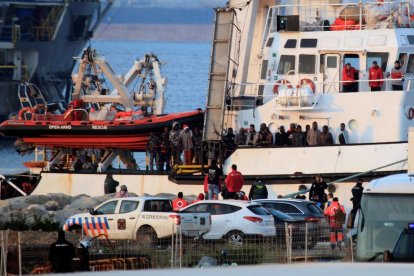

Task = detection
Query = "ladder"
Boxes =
[18,83,46,108]
[202,8,235,142]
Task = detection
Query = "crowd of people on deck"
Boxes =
[222,120,349,154]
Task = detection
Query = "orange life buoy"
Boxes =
[273,79,292,94]
[18,107,35,120]
[298,78,316,92]
[408,107,414,120]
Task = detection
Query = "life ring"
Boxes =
[18,107,35,120]
[298,78,316,92]
[273,79,292,94]
[408,107,414,120]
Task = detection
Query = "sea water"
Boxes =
[0,40,210,174]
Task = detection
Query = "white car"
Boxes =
[63,197,211,244]
[180,200,275,245]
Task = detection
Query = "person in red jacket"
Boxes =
[172,192,188,211]
[368,60,383,91]
[324,197,346,250]
[223,164,244,199]
[191,193,205,204]
[342,63,359,92]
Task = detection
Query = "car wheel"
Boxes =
[136,226,157,248]
[227,231,244,246]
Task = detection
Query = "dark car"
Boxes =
[267,209,318,249]
[383,223,414,262]
[253,199,329,242]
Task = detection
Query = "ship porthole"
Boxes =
[348,119,358,130]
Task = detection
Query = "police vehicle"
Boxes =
[63,197,211,245]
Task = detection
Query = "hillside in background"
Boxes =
[95,7,216,41]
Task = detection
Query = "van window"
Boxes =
[277,55,295,74]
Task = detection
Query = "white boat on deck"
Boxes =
[2,0,414,207]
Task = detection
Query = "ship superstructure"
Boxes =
[202,0,414,179]
[0,0,112,121]
[2,0,414,206]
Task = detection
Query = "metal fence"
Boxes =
[0,223,355,275]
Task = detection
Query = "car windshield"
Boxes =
[248,205,270,216]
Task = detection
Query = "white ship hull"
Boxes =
[224,142,407,176]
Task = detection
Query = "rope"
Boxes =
[283,158,408,198]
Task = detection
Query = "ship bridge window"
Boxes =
[367,52,389,71]
[277,55,296,74]
[266,37,274,47]
[300,39,317,48]
[406,54,414,74]
[407,35,414,44]
[299,55,316,74]
[284,39,297,48]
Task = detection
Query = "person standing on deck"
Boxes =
[146,132,160,173]
[307,121,321,146]
[159,126,171,172]
[235,127,247,146]
[390,60,404,91]
[319,125,334,146]
[369,61,383,91]
[179,124,193,165]
[169,122,182,166]
[338,123,349,144]
[245,124,257,146]
[192,127,203,165]
[342,63,359,92]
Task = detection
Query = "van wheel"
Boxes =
[136,226,157,248]
[227,231,244,246]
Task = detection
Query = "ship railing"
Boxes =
[266,1,413,34]
[0,64,28,81]
[36,5,65,41]
[31,26,54,41]
[0,24,21,43]
[229,76,414,109]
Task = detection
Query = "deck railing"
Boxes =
[229,76,413,110]
[267,0,414,33]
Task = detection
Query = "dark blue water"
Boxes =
[0,40,210,174]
